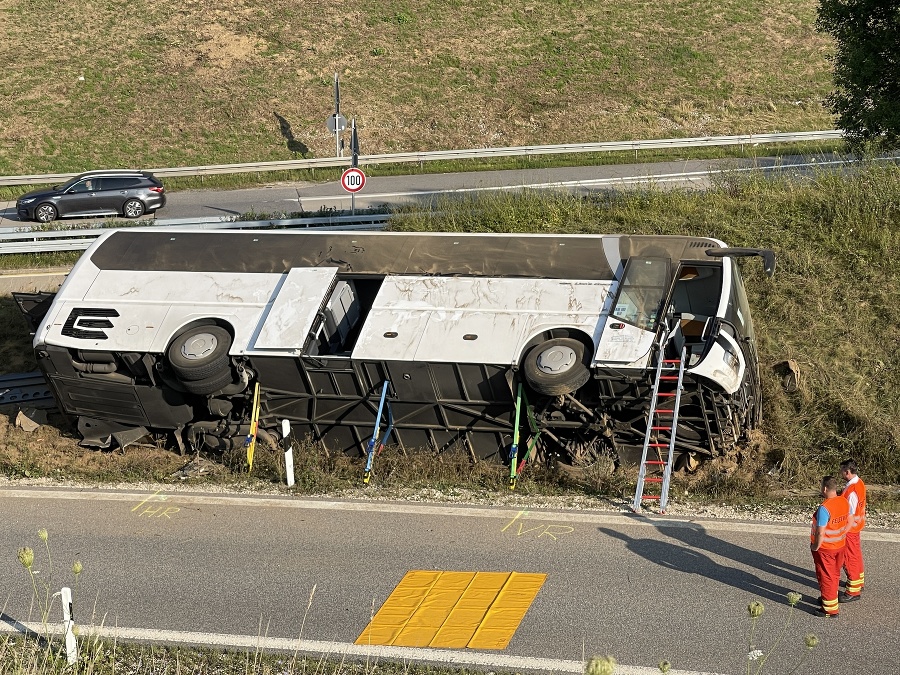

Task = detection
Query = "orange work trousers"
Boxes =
[813,546,845,615]
[842,531,865,596]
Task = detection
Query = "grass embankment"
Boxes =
[1,163,898,497]
[0,0,832,175]
[0,635,494,675]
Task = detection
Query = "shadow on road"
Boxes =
[200,206,243,216]
[599,525,823,615]
[0,610,44,640]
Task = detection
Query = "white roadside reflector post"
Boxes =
[282,419,295,488]
[60,586,77,664]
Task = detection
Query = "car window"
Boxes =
[100,176,143,190]
[69,180,94,193]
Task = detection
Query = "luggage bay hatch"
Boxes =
[251,268,340,353]
[350,275,615,364]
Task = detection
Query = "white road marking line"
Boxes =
[288,159,850,203]
[4,488,899,540]
[0,621,725,675]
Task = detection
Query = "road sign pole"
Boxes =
[340,167,366,216]
[334,73,342,158]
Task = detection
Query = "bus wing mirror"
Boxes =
[705,248,776,277]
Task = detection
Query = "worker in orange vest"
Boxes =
[810,475,849,617]
[839,458,866,601]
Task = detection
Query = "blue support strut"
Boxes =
[364,381,392,484]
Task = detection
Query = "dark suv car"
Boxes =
[16,170,166,223]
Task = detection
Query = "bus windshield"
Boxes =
[611,257,672,331]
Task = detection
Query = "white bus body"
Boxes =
[24,229,773,468]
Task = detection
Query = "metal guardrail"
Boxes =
[0,214,393,254]
[0,131,843,186]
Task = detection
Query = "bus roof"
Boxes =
[88,230,727,280]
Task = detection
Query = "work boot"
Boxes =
[839,592,860,602]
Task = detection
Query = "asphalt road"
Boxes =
[2,488,898,674]
[0,154,835,227]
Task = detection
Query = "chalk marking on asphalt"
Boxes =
[0,620,726,675]
[131,489,163,512]
[500,509,528,531]
[4,488,900,540]
[500,509,575,540]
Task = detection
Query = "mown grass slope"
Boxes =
[0,0,832,175]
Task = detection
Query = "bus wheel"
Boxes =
[167,325,232,381]
[522,338,590,396]
[181,369,234,396]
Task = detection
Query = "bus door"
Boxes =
[594,257,672,365]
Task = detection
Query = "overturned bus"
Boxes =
[21,229,774,470]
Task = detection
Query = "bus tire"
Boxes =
[181,369,234,396]
[167,325,232,381]
[522,338,590,396]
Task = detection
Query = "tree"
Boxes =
[816,1,900,152]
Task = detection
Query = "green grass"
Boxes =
[0,634,517,675]
[0,0,834,176]
[1,163,898,493]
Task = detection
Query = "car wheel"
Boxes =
[122,199,145,219]
[35,204,57,223]
[522,338,591,396]
[167,325,232,380]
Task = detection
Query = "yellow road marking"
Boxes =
[131,490,162,512]
[130,491,180,518]
[356,571,545,650]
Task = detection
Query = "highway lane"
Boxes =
[2,488,899,674]
[0,154,837,226]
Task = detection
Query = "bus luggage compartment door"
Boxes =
[251,267,339,351]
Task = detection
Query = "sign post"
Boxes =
[350,118,360,168]
[326,73,347,157]
[341,166,366,214]
[349,118,360,213]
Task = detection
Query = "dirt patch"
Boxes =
[196,23,267,70]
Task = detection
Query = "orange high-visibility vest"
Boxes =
[843,478,866,534]
[811,496,849,550]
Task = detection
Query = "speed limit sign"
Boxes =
[340,167,366,193]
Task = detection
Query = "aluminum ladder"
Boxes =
[363,380,394,484]
[631,346,687,513]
